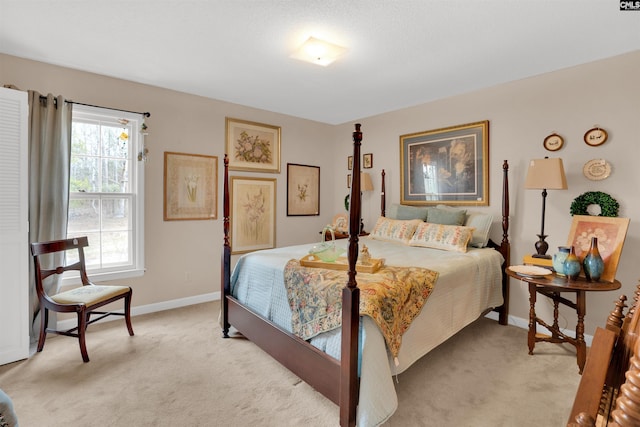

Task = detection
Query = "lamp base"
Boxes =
[534,234,549,258]
[531,253,552,260]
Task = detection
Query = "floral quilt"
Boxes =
[283,259,439,357]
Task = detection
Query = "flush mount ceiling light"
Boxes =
[290,36,347,66]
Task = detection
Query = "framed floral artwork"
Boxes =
[230,176,277,254]
[225,117,281,173]
[566,215,630,282]
[163,152,218,221]
[287,163,320,216]
[400,120,489,206]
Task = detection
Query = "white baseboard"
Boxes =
[484,311,593,347]
[57,295,593,348]
[56,292,221,331]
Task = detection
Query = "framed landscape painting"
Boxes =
[164,152,218,221]
[287,163,320,216]
[225,117,281,173]
[400,120,489,206]
[230,177,277,254]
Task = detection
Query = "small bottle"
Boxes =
[563,246,581,280]
[583,237,605,282]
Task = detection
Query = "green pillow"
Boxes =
[427,207,467,225]
[387,203,429,221]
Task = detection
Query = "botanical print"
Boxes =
[297,183,308,201]
[164,152,217,221]
[225,118,281,172]
[231,177,276,253]
[234,130,273,164]
[240,187,268,243]
[287,163,319,216]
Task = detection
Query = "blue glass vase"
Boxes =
[553,246,570,276]
[563,246,581,280]
[583,237,604,282]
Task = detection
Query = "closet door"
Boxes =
[0,87,29,365]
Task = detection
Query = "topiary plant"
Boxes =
[569,191,619,217]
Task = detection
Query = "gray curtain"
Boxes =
[27,91,72,345]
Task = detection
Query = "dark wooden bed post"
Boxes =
[499,159,510,325]
[221,154,231,337]
[380,169,386,218]
[341,124,362,427]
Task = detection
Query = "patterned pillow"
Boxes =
[436,205,493,248]
[409,222,475,252]
[370,217,422,244]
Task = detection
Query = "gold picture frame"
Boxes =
[287,163,320,216]
[225,117,281,173]
[230,176,277,254]
[400,120,489,206]
[566,215,630,282]
[164,152,218,221]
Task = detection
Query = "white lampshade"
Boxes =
[525,158,568,190]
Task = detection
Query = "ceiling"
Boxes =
[1,1,639,125]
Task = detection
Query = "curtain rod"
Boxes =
[38,95,151,118]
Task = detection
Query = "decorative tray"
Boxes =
[300,254,383,274]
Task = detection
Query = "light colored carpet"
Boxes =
[0,301,580,426]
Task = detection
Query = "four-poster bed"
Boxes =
[221,124,511,426]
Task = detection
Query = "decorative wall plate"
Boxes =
[584,127,608,146]
[583,159,611,181]
[543,133,564,151]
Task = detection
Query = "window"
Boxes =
[67,105,145,281]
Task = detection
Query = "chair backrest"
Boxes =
[30,236,91,299]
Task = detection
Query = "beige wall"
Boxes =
[1,53,337,313]
[336,50,640,335]
[2,50,639,336]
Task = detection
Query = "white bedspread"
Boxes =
[230,237,504,426]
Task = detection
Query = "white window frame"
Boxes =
[65,104,145,284]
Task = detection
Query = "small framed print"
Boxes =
[543,133,564,151]
[348,156,353,170]
[584,127,608,147]
[363,153,373,169]
[347,174,351,188]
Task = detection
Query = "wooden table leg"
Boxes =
[528,282,537,355]
[576,290,586,374]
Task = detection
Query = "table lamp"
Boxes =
[525,157,567,258]
[360,172,374,233]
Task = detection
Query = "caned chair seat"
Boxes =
[30,236,134,363]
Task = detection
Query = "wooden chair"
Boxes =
[30,236,134,362]
[567,281,640,426]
